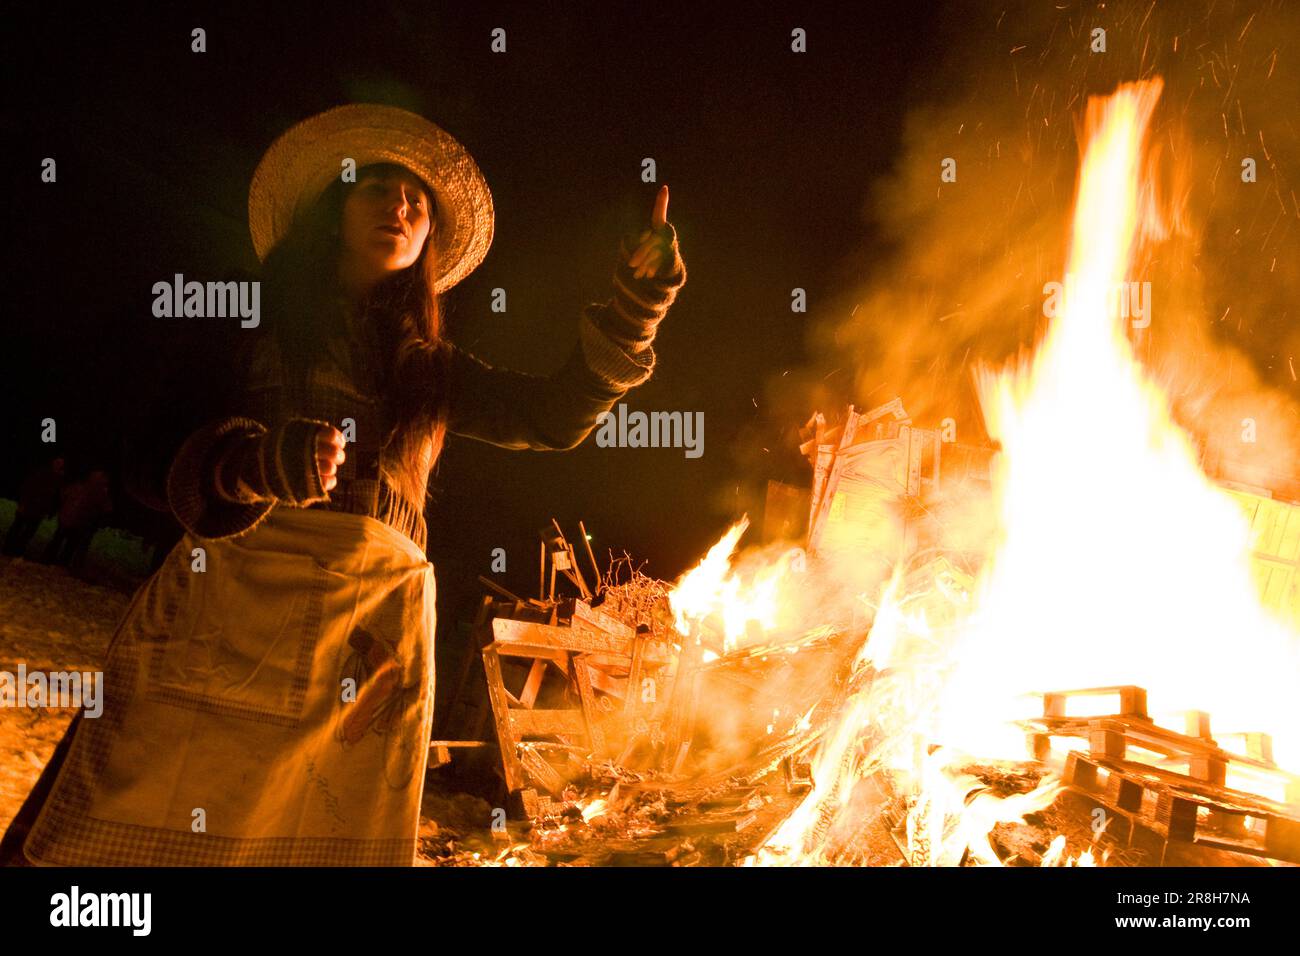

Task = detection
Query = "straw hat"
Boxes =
[248,103,494,294]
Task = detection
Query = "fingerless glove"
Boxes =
[165,415,333,540]
[593,221,687,353]
[211,418,333,507]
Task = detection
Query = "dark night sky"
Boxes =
[4,0,1299,834]
[3,1,952,617]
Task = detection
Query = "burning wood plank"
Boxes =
[806,405,859,552]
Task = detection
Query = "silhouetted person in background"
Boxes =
[2,456,66,558]
[42,468,113,571]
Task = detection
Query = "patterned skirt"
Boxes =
[16,505,436,866]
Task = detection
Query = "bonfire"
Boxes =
[455,78,1299,868]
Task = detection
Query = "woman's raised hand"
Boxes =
[627,185,672,280]
[316,425,347,493]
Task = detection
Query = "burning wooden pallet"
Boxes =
[481,598,682,805]
[799,401,998,562]
[1025,684,1300,864]
[802,400,941,555]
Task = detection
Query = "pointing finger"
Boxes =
[652,185,669,229]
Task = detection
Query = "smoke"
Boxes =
[683,1,1300,779]
[773,0,1299,488]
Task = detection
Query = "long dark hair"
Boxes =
[256,163,451,510]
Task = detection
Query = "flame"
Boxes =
[580,798,609,823]
[743,78,1299,866]
[1039,836,1099,867]
[752,569,1065,866]
[668,516,805,652]
[945,78,1300,769]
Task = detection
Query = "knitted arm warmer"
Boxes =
[211,418,332,506]
[575,221,687,390]
[590,220,687,353]
[166,416,332,540]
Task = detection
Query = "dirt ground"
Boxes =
[0,555,126,839]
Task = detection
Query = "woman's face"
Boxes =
[338,165,434,283]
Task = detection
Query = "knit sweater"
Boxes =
[160,222,686,552]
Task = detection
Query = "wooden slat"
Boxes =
[591,644,673,667]
[509,708,587,737]
[665,640,701,751]
[572,657,607,755]
[1043,686,1148,719]
[481,647,525,793]
[519,658,547,709]
[585,653,632,675]
[807,407,859,552]
[624,634,647,716]
[494,617,632,656]
[586,665,626,699]
[518,744,568,795]
[428,740,489,749]
[571,598,635,638]
[490,641,569,667]
[1089,718,1231,782]
[494,616,674,664]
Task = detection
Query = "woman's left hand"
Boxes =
[627,185,673,280]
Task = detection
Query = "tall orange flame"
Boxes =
[735,78,1300,865]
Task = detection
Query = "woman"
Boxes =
[5,104,685,866]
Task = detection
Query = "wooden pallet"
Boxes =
[1061,751,1300,864]
[1027,685,1297,797]
[1026,685,1300,864]
[482,600,677,804]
